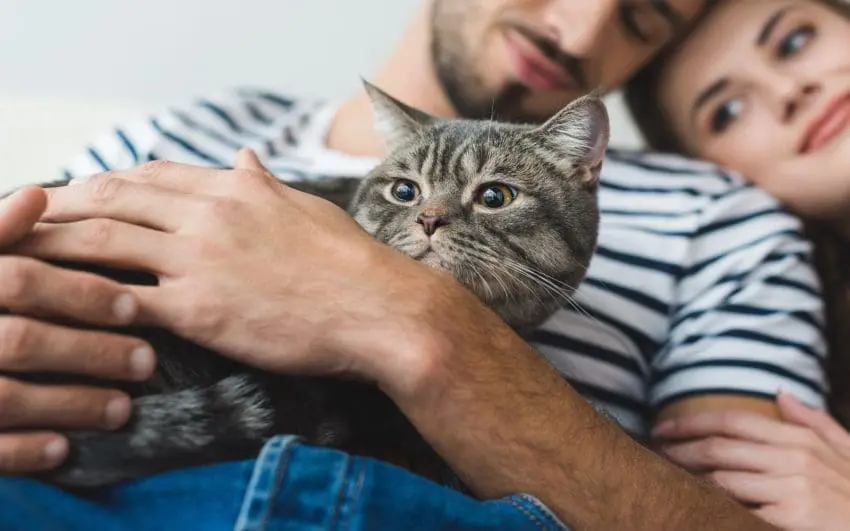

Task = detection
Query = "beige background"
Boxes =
[0,0,645,193]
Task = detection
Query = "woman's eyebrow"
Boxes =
[757,7,791,46]
[691,78,730,123]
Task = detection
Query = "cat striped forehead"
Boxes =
[362,81,608,194]
[374,119,576,194]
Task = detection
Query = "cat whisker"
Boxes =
[445,244,515,305]
[457,246,545,309]
[459,242,600,327]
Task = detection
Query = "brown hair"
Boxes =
[623,0,850,428]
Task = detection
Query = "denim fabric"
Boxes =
[0,436,568,531]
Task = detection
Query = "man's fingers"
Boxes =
[41,177,189,231]
[0,257,147,325]
[0,432,68,473]
[0,317,155,381]
[0,187,47,248]
[652,409,813,447]
[13,221,177,275]
[709,471,786,505]
[0,378,131,431]
[74,161,229,196]
[662,437,788,473]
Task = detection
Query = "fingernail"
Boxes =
[113,293,138,323]
[130,345,155,380]
[104,396,132,430]
[652,420,675,437]
[43,438,68,466]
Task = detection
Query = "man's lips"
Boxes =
[504,29,578,91]
[799,93,850,154]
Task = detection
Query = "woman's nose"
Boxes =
[777,79,821,123]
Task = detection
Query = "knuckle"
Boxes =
[208,198,241,221]
[702,437,728,461]
[0,377,18,419]
[0,318,30,367]
[87,173,125,204]
[717,412,744,433]
[81,219,114,250]
[139,160,172,179]
[790,449,815,472]
[179,295,224,335]
[0,260,33,302]
[787,475,808,495]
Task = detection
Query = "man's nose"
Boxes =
[541,0,618,57]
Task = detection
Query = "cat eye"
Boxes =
[475,183,517,209]
[390,179,420,203]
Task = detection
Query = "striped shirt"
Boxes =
[61,89,827,436]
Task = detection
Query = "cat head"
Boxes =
[350,81,608,331]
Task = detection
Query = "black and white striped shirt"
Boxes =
[61,89,828,435]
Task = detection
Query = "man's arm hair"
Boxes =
[379,280,778,531]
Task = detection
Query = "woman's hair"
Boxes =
[623,0,850,428]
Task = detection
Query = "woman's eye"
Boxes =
[390,180,420,202]
[710,99,744,134]
[476,183,517,209]
[777,25,815,59]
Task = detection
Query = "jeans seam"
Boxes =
[508,499,545,530]
[338,457,367,531]
[326,452,355,531]
[257,444,291,531]
[234,436,298,531]
[513,495,570,531]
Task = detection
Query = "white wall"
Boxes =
[0,0,644,191]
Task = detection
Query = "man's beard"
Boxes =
[429,0,531,123]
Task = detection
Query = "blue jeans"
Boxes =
[0,436,568,530]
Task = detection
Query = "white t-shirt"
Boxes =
[62,89,828,436]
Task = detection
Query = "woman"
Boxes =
[625,1,850,529]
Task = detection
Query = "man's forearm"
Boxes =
[378,284,777,531]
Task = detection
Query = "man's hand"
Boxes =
[654,393,850,530]
[0,187,156,474]
[10,155,776,530]
[16,150,438,384]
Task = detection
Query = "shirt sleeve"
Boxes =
[650,182,828,411]
[59,88,309,182]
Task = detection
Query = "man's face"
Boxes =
[431,0,706,122]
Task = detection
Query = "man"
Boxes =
[0,0,823,529]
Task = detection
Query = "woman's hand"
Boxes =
[0,187,155,474]
[15,150,444,385]
[653,393,850,531]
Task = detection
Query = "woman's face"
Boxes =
[659,0,850,218]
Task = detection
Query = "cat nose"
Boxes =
[416,214,450,236]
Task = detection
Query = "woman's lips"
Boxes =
[799,93,850,154]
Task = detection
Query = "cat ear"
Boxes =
[362,79,434,151]
[533,92,610,188]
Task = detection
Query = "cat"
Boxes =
[7,81,608,489]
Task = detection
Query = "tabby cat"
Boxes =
[9,82,608,488]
